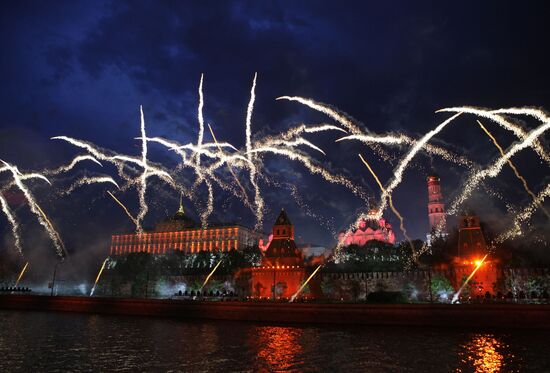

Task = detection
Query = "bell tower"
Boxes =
[427,172,446,233]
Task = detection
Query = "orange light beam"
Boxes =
[199,259,223,293]
[107,191,139,227]
[452,253,489,303]
[90,257,109,296]
[290,264,322,302]
[14,262,29,287]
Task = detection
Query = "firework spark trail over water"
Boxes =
[375,113,463,220]
[0,193,23,255]
[245,73,264,229]
[358,154,415,257]
[14,262,28,287]
[497,183,550,243]
[250,146,369,201]
[61,176,119,195]
[437,107,550,165]
[258,123,346,152]
[287,183,335,235]
[1,160,66,257]
[196,74,205,166]
[290,264,322,302]
[452,254,488,303]
[277,96,363,134]
[53,107,179,233]
[136,105,150,233]
[448,112,550,216]
[107,191,139,227]
[337,134,474,168]
[477,120,550,220]
[46,155,103,175]
[90,257,109,296]
[208,123,252,210]
[199,259,223,293]
[50,136,174,196]
[145,135,247,224]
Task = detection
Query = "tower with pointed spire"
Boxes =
[250,209,307,299]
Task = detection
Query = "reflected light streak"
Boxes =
[256,326,303,372]
[459,334,506,373]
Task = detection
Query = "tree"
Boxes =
[430,274,454,303]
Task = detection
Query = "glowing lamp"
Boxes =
[474,260,483,267]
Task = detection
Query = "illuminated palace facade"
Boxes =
[109,200,264,255]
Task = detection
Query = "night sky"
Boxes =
[1,1,550,275]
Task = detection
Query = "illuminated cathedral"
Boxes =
[337,210,396,246]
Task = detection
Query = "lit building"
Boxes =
[109,198,264,255]
[338,209,396,246]
[250,209,307,299]
[457,212,487,257]
[453,211,498,297]
[426,171,448,245]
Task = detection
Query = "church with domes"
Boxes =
[338,209,396,246]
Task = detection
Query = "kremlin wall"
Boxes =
[99,172,550,303]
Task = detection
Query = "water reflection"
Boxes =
[2,311,548,372]
[255,326,303,371]
[458,334,516,372]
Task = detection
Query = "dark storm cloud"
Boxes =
[1,0,550,271]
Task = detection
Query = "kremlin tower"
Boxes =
[457,212,488,258]
[250,209,306,299]
[426,171,447,244]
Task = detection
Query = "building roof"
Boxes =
[274,208,292,226]
[265,238,301,258]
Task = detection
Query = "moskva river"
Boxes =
[1,310,549,372]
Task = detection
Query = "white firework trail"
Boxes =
[447,111,550,216]
[336,134,474,168]
[47,155,102,175]
[276,96,363,134]
[287,183,336,235]
[136,105,149,233]
[497,183,550,243]
[477,119,550,220]
[249,146,369,201]
[208,123,253,211]
[107,191,139,227]
[53,108,178,233]
[374,113,463,220]
[51,136,174,187]
[259,123,346,145]
[437,106,550,165]
[196,74,205,166]
[0,192,23,256]
[245,73,264,229]
[0,160,66,257]
[332,112,462,258]
[61,176,119,195]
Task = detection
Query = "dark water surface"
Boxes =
[1,310,549,372]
